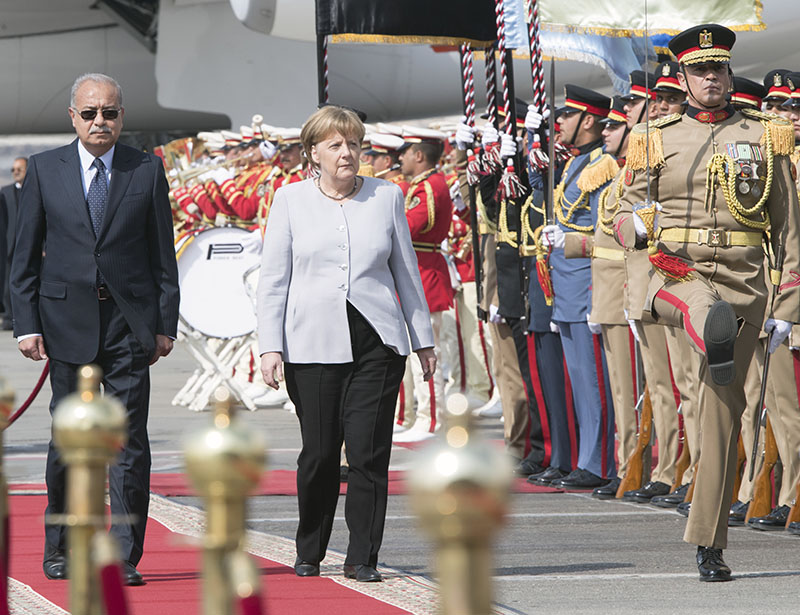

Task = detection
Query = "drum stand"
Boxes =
[171,318,258,412]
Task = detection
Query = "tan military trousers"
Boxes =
[638,322,680,486]
[651,278,759,549]
[488,320,529,460]
[664,325,702,486]
[739,345,766,504]
[765,343,800,507]
[601,324,637,479]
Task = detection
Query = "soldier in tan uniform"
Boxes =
[742,75,800,530]
[614,25,800,580]
[559,97,637,498]
[620,71,681,503]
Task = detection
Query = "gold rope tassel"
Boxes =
[627,126,665,172]
[763,120,795,156]
[577,154,620,193]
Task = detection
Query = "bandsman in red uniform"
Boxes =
[393,127,454,442]
[361,133,410,194]
[257,128,306,236]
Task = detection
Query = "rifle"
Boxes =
[732,434,746,506]
[670,406,691,492]
[616,383,653,497]
[745,416,778,522]
[750,244,784,480]
[785,478,800,528]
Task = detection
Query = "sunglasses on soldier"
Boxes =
[72,107,121,121]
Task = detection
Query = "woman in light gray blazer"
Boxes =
[257,106,436,583]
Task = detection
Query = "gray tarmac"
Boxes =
[2,328,798,614]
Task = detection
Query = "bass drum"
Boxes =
[177,226,261,338]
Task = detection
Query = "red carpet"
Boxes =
[147,470,564,497]
[9,494,407,614]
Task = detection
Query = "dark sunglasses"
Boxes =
[73,107,120,121]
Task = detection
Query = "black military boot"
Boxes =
[696,546,732,582]
[704,300,738,386]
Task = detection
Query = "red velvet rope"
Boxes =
[238,594,264,615]
[8,361,50,427]
[99,562,130,615]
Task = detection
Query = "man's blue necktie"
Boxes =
[87,158,107,236]
[88,158,107,286]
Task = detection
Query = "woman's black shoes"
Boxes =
[343,563,383,582]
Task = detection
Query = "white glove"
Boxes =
[549,321,560,334]
[632,212,648,240]
[525,105,549,132]
[765,318,792,353]
[210,167,234,184]
[632,202,662,240]
[628,319,641,343]
[499,132,519,159]
[455,117,476,150]
[587,314,602,335]
[541,224,565,250]
[452,189,467,212]
[489,304,505,324]
[481,123,499,145]
[259,140,278,160]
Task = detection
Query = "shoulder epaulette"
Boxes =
[577,152,620,193]
[626,117,675,171]
[649,113,682,129]
[589,147,603,162]
[741,108,795,156]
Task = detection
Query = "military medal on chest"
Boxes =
[726,141,764,198]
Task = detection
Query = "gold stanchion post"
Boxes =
[0,375,13,612]
[184,387,267,615]
[408,393,513,615]
[52,365,128,615]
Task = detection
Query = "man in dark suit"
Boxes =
[0,156,27,330]
[10,73,179,586]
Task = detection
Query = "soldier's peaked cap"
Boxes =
[621,70,657,102]
[780,71,800,108]
[764,69,792,100]
[558,85,610,118]
[731,76,767,110]
[654,61,682,91]
[669,24,735,66]
[600,96,627,125]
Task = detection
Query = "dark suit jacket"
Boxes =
[10,139,179,364]
[0,183,19,259]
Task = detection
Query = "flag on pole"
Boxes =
[503,0,654,93]
[537,0,765,36]
[316,0,497,46]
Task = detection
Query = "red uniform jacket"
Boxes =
[405,170,455,313]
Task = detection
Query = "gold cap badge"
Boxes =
[788,77,796,91]
[774,73,783,87]
[662,64,670,77]
[699,29,713,49]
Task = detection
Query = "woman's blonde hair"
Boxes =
[301,106,365,170]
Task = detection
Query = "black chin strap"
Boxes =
[566,110,587,148]
[680,65,733,110]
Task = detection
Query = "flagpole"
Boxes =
[316,33,329,106]
[459,43,486,321]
